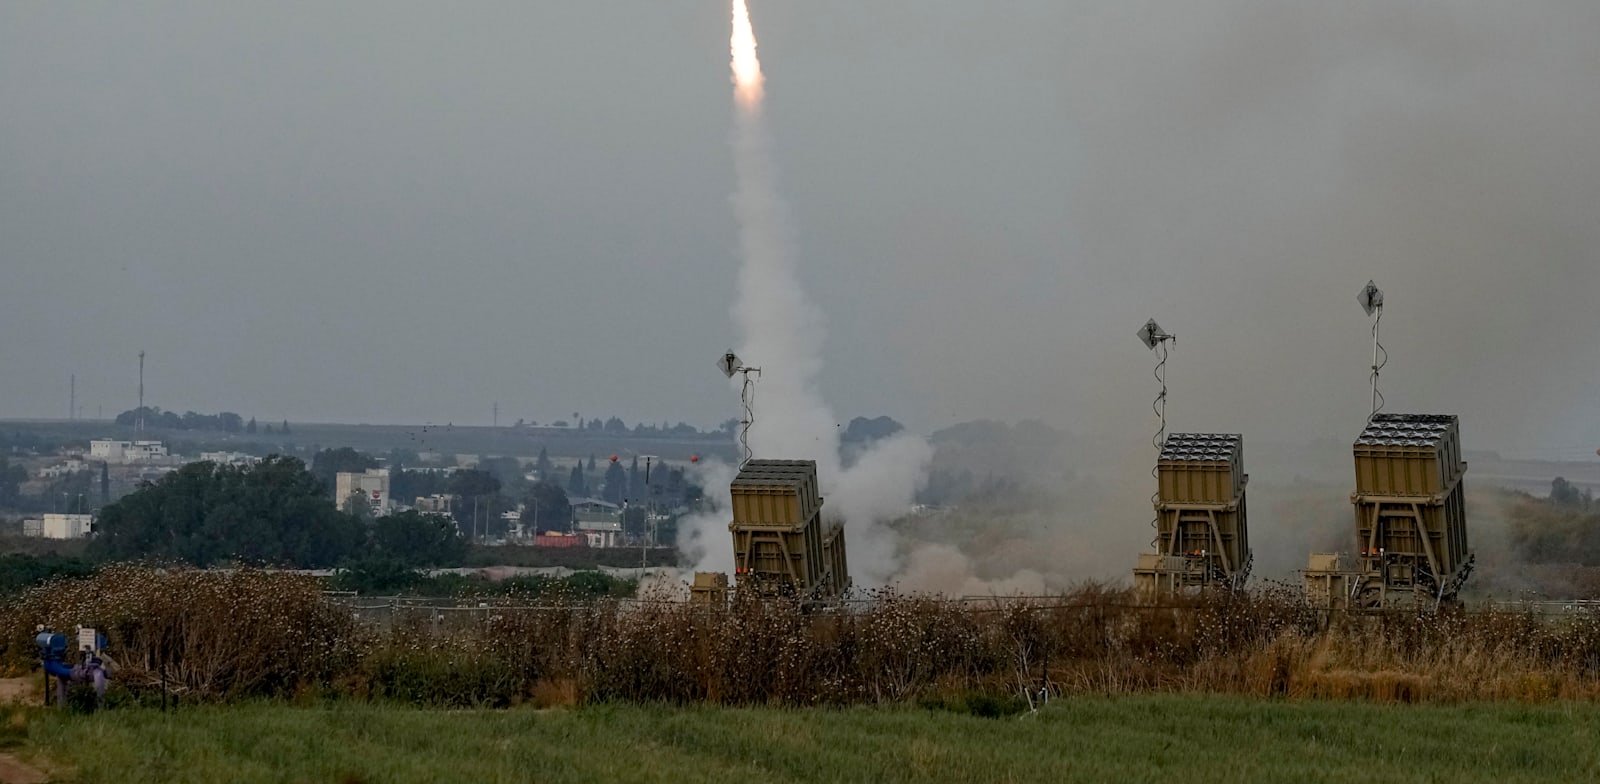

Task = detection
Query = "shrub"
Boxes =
[0,565,362,700]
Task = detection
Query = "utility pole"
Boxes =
[137,351,146,432]
[639,456,657,569]
[69,375,75,421]
[492,401,498,428]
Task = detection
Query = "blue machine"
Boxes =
[35,627,108,707]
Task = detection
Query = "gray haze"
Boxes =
[4,1,1599,460]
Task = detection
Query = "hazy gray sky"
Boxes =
[4,1,1598,457]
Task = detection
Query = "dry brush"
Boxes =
[4,567,1600,706]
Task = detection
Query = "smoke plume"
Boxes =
[678,1,932,585]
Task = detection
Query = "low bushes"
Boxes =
[5,567,1600,706]
[0,565,361,698]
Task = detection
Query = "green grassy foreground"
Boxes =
[12,696,1600,783]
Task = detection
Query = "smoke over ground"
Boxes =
[685,2,1600,593]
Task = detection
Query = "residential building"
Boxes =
[414,494,453,516]
[89,440,169,464]
[39,458,90,479]
[335,469,391,515]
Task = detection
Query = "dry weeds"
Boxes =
[3,568,1599,705]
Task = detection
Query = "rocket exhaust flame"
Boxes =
[730,0,764,108]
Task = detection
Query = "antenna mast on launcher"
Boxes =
[1137,318,1177,453]
[1137,318,1176,549]
[1358,280,1386,420]
[717,350,762,468]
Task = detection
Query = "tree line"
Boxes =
[91,457,463,569]
[113,407,289,435]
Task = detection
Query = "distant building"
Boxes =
[41,513,94,539]
[198,451,259,467]
[90,440,169,464]
[414,494,453,516]
[577,521,623,548]
[571,498,620,517]
[501,509,525,540]
[335,469,391,515]
[21,519,42,538]
[39,458,90,479]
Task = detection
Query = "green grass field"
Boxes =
[9,696,1600,783]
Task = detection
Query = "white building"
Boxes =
[336,469,391,515]
[414,494,453,517]
[40,458,90,479]
[89,440,169,464]
[41,513,94,539]
[199,451,259,467]
[577,519,623,548]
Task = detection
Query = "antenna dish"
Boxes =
[715,351,762,467]
[1359,280,1388,419]
[1137,319,1173,350]
[1358,280,1384,317]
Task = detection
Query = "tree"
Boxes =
[1551,477,1585,507]
[476,456,527,497]
[89,456,362,567]
[449,469,501,540]
[281,420,291,435]
[391,469,450,504]
[449,469,501,500]
[310,447,380,490]
[0,458,26,509]
[246,417,257,434]
[218,412,244,433]
[628,456,645,502]
[622,504,647,538]
[587,454,597,472]
[370,510,466,566]
[567,464,587,497]
[535,447,554,481]
[520,481,571,533]
[602,459,627,504]
[604,417,627,433]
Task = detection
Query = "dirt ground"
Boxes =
[0,680,38,706]
[0,754,47,784]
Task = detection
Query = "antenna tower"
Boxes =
[1137,318,1176,549]
[717,351,762,467]
[69,374,76,421]
[1358,280,1386,419]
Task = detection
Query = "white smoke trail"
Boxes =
[677,1,932,585]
